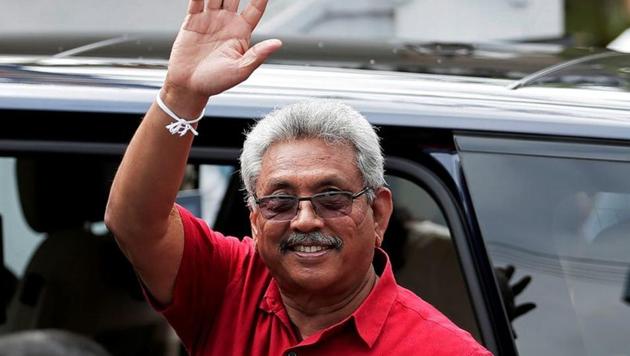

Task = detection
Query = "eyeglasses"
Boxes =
[254,187,371,221]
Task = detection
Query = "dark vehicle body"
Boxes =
[1,37,630,356]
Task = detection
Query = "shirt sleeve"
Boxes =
[144,204,253,350]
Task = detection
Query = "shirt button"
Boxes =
[287,352,297,356]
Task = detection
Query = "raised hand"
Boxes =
[494,265,536,339]
[163,0,282,112]
[107,0,282,307]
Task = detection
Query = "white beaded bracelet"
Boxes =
[155,90,206,137]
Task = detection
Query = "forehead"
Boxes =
[257,138,362,191]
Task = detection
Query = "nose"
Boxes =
[289,200,325,232]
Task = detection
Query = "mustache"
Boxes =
[279,231,343,253]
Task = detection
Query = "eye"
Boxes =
[316,192,350,210]
[262,196,295,213]
[318,188,342,196]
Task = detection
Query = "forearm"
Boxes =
[105,87,208,242]
[104,0,279,304]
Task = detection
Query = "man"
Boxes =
[105,0,492,354]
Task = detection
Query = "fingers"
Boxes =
[512,302,536,320]
[504,264,515,279]
[222,0,240,12]
[188,0,204,14]
[512,275,532,295]
[242,0,268,28]
[205,0,223,10]
[239,39,282,70]
[194,0,245,14]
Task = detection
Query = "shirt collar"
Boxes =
[259,248,398,348]
[351,248,398,348]
[260,278,282,314]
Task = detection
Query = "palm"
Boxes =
[166,0,280,96]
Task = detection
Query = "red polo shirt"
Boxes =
[150,205,492,355]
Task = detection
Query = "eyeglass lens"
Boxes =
[258,192,354,221]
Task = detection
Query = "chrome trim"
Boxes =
[456,135,630,162]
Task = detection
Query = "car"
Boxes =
[1,35,630,356]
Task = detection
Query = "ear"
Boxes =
[371,187,393,247]
[249,209,259,244]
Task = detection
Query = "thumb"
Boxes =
[239,39,283,70]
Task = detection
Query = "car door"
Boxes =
[458,134,630,356]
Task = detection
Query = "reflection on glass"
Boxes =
[462,150,630,356]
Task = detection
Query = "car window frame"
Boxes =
[386,156,510,355]
[456,132,630,356]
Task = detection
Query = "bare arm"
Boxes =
[104,0,281,305]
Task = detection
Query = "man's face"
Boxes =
[250,138,392,296]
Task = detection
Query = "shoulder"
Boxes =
[173,204,268,294]
[384,286,491,355]
[176,204,254,258]
[393,286,464,335]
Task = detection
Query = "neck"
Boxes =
[279,265,379,340]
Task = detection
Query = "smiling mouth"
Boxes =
[291,245,332,253]
[279,232,343,254]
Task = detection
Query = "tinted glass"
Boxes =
[0,154,182,355]
[0,156,239,354]
[0,157,42,278]
[461,144,630,355]
[383,175,480,342]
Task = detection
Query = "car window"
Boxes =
[0,157,231,278]
[383,174,481,342]
[176,164,233,227]
[0,157,43,278]
[0,153,195,355]
[459,137,630,356]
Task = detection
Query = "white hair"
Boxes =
[240,100,385,205]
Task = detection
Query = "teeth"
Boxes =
[294,245,326,253]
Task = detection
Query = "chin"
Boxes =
[292,269,336,289]
[275,268,340,295]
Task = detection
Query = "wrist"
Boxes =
[160,82,209,119]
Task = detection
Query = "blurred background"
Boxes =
[0,0,629,49]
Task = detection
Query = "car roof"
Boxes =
[1,55,630,142]
[0,34,577,78]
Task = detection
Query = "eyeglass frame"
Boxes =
[253,186,373,221]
